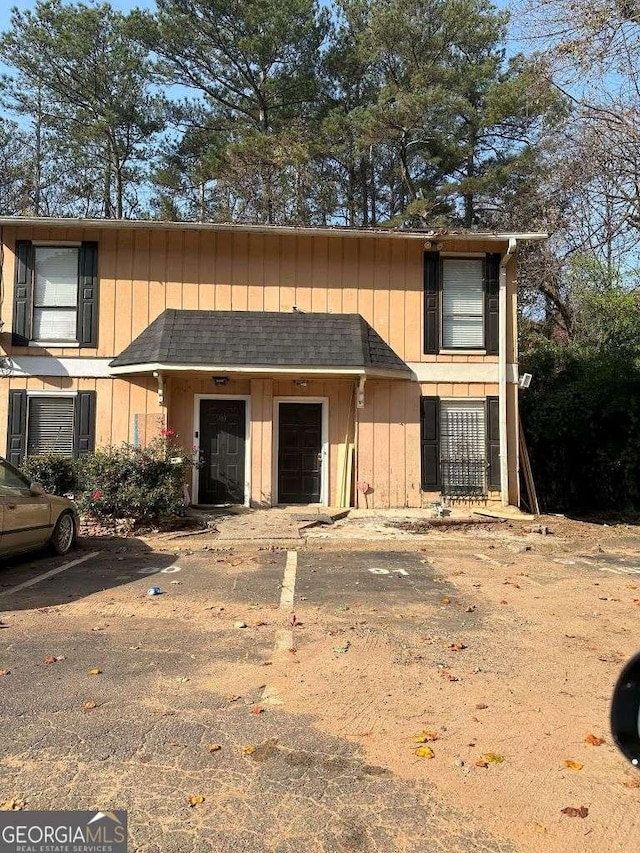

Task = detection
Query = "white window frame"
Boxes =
[25,391,78,458]
[441,254,485,352]
[30,243,82,345]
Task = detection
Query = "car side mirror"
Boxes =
[611,651,640,766]
[30,483,45,496]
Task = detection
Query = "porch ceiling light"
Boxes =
[294,379,308,388]
[213,376,229,386]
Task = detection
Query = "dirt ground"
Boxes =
[1,514,640,852]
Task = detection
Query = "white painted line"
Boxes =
[280,550,297,609]
[261,550,299,705]
[0,551,101,597]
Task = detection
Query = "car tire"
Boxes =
[50,511,77,556]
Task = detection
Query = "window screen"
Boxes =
[32,247,79,341]
[442,259,483,348]
[27,397,75,456]
[439,399,486,497]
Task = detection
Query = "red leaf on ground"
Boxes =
[43,656,57,665]
[251,706,264,715]
[585,734,604,746]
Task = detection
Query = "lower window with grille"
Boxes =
[439,400,486,497]
[420,395,500,497]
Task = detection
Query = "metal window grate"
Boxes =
[440,409,486,498]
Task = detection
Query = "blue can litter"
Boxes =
[147,586,162,596]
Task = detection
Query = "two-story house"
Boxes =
[0,218,546,509]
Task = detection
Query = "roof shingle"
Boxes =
[109,310,410,375]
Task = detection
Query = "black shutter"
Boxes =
[420,396,439,489]
[12,240,33,346]
[484,253,500,355]
[423,251,440,354]
[6,390,27,466]
[74,391,96,457]
[78,242,98,347]
[486,395,501,489]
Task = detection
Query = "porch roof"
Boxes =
[109,309,411,378]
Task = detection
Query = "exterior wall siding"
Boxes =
[0,223,521,508]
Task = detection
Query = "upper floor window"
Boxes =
[12,240,98,348]
[33,247,80,342]
[441,259,484,349]
[423,252,500,355]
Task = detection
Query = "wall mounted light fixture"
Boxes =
[213,376,229,386]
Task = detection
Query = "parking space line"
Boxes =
[262,550,298,705]
[280,550,297,609]
[0,551,101,597]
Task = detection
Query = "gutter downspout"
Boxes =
[499,238,517,506]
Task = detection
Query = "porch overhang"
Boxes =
[108,309,412,380]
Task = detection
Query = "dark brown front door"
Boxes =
[198,399,246,504]
[278,402,322,504]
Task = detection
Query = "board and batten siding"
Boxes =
[0,225,517,365]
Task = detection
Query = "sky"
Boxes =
[0,0,516,36]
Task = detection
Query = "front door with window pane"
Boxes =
[33,246,79,342]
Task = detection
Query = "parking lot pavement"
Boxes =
[0,542,520,853]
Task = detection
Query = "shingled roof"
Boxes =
[109,310,410,376]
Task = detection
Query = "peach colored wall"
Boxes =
[167,375,355,507]
[0,225,513,366]
[1,375,163,450]
[0,224,520,507]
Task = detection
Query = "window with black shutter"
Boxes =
[424,252,501,353]
[6,392,96,463]
[12,240,98,347]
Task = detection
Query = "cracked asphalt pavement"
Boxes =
[0,541,514,853]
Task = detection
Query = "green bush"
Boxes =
[76,434,191,525]
[21,454,78,496]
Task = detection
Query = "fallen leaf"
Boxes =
[479,752,504,765]
[82,701,97,710]
[188,795,205,807]
[0,799,25,811]
[44,655,57,665]
[251,706,264,715]
[242,745,256,755]
[624,778,640,788]
[441,597,451,605]
[333,641,351,654]
[465,605,476,613]
[254,620,267,627]
[208,743,221,753]
[449,642,467,651]
[437,669,459,682]
[0,670,10,677]
[561,806,588,818]
[475,758,489,768]
[414,746,435,758]
[500,599,508,605]
[413,730,439,743]
[289,614,301,627]
[585,734,604,746]
[562,760,584,771]
[475,703,489,710]
[88,668,102,676]
[175,677,190,683]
